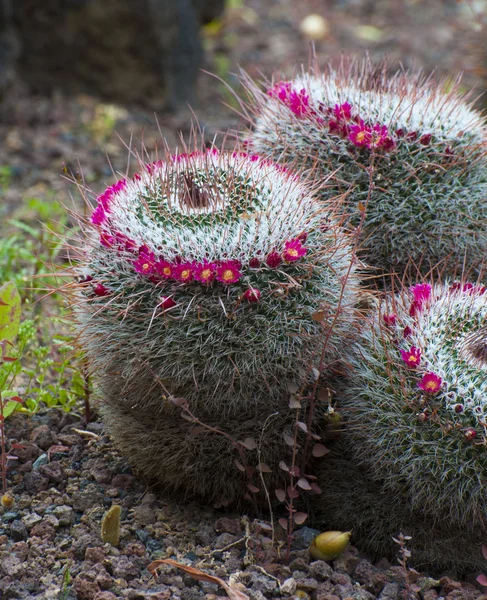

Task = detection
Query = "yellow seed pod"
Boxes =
[310,530,351,561]
[101,504,121,547]
[0,493,14,510]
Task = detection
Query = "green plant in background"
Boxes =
[0,190,86,418]
[242,59,487,279]
[67,146,361,506]
[316,280,487,571]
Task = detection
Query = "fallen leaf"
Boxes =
[147,559,250,600]
[240,437,257,451]
[312,443,330,458]
[293,511,308,525]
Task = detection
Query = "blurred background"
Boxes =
[0,0,486,215]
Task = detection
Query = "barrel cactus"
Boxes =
[243,60,487,278]
[328,281,487,538]
[315,446,487,572]
[70,148,360,504]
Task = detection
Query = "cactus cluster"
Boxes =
[73,148,360,504]
[314,281,487,569]
[243,60,487,278]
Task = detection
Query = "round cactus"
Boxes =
[315,444,487,572]
[332,281,487,533]
[70,148,360,503]
[243,60,487,278]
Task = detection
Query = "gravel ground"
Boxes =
[2,411,487,600]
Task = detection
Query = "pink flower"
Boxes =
[403,326,412,338]
[92,204,108,226]
[193,262,215,284]
[333,102,352,121]
[349,121,392,150]
[174,263,194,283]
[266,252,282,268]
[283,238,307,262]
[93,283,110,297]
[400,346,421,369]
[349,120,370,147]
[159,296,176,310]
[155,260,175,279]
[215,261,242,285]
[450,282,487,295]
[383,313,397,326]
[244,288,261,303]
[410,283,431,304]
[134,250,157,275]
[268,82,311,117]
[249,258,261,268]
[99,232,116,248]
[418,372,443,394]
[419,133,432,146]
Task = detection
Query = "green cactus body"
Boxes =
[336,281,487,531]
[244,61,487,278]
[72,149,360,504]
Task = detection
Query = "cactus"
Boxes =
[243,59,487,279]
[323,281,487,550]
[70,148,361,504]
[315,444,487,572]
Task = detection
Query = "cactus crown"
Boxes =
[76,148,359,415]
[244,59,487,277]
[341,280,487,527]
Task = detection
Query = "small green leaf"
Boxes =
[0,282,21,344]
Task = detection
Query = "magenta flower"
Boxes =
[159,296,176,310]
[249,258,261,268]
[410,283,431,304]
[134,250,157,275]
[400,346,421,369]
[419,133,432,146]
[418,372,443,394]
[244,288,261,303]
[349,120,369,147]
[91,205,108,226]
[174,263,194,283]
[333,102,352,121]
[283,238,307,262]
[93,283,110,297]
[268,82,311,117]
[383,313,397,326]
[155,260,175,279]
[193,262,215,284]
[349,120,393,150]
[266,252,282,268]
[215,261,242,285]
[403,326,412,338]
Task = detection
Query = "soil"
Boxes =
[1,0,487,598]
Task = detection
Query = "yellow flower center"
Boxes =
[163,267,171,276]
[409,355,418,362]
[425,381,437,390]
[142,263,150,271]
[180,270,190,280]
[222,269,234,281]
[356,131,366,142]
[201,269,211,280]
[287,248,299,257]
